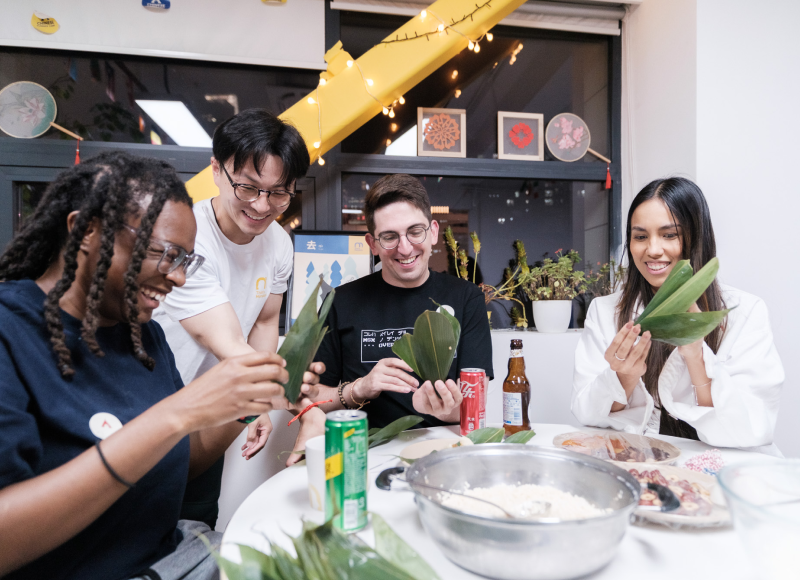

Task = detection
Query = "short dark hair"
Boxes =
[212,108,310,188]
[364,174,432,234]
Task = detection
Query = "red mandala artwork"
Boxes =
[509,122,534,149]
[424,113,461,150]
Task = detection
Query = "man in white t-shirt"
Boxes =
[154,109,325,528]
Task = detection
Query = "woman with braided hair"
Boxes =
[0,151,312,580]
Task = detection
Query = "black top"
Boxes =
[0,280,189,580]
[315,270,493,428]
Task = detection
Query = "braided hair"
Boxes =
[0,151,192,377]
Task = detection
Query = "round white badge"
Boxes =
[89,412,123,440]
[437,305,455,317]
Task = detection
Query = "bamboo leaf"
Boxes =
[432,300,461,348]
[504,430,536,444]
[647,257,719,318]
[639,309,732,346]
[237,545,281,579]
[635,260,693,323]
[372,513,441,580]
[391,334,420,376]
[466,427,504,444]
[410,311,457,382]
[368,415,424,449]
[277,281,335,402]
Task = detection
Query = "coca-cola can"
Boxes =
[459,368,486,436]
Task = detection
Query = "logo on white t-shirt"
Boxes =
[89,412,123,440]
[255,277,267,299]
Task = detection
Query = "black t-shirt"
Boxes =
[315,270,493,429]
[0,280,189,580]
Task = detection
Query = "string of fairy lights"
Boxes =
[309,0,495,165]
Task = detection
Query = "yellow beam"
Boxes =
[187,0,527,201]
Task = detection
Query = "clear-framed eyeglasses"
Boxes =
[376,225,430,250]
[124,225,206,279]
[220,163,295,208]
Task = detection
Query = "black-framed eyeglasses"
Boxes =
[220,164,295,208]
[124,225,206,279]
[375,225,430,250]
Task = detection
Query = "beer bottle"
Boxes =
[503,339,531,437]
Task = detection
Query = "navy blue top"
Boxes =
[0,280,190,580]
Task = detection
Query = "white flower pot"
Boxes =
[532,300,572,333]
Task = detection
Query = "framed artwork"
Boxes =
[286,231,373,330]
[417,107,466,158]
[545,112,591,162]
[497,111,544,161]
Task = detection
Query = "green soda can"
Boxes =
[325,409,368,532]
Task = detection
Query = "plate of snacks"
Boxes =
[553,432,681,464]
[614,462,730,527]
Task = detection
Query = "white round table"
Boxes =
[221,423,776,579]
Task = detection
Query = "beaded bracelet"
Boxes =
[95,441,135,490]
[338,381,353,409]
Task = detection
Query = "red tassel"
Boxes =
[604,164,611,189]
[74,140,80,165]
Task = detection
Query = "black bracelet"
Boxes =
[95,441,135,490]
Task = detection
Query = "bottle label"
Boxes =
[510,348,523,358]
[503,392,523,426]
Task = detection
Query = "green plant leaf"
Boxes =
[647,257,719,318]
[409,311,458,382]
[368,415,424,449]
[503,430,536,444]
[635,260,693,323]
[237,544,281,579]
[466,427,504,444]
[432,300,461,348]
[639,309,732,346]
[372,513,441,580]
[391,333,420,376]
[277,280,335,402]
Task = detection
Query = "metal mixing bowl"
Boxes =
[403,444,640,580]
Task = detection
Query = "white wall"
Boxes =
[625,0,800,456]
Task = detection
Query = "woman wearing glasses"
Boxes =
[152,109,326,530]
[0,152,298,580]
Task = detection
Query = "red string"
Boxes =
[287,399,332,426]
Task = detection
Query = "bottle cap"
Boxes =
[510,339,523,348]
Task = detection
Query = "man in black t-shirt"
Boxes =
[313,174,493,428]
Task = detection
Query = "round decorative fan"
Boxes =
[545,112,609,163]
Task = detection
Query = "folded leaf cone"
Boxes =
[392,307,460,383]
[635,257,729,346]
[277,279,334,402]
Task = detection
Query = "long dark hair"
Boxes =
[0,151,192,377]
[617,177,726,439]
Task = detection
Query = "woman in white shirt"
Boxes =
[572,177,783,450]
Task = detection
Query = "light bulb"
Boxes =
[366,79,374,86]
[385,139,392,147]
[390,123,398,132]
[455,89,462,98]
[307,97,316,104]
[451,70,458,79]
[388,109,395,118]
[487,32,493,41]
[420,10,427,19]
[346,60,353,67]
[318,157,325,166]
[474,43,481,53]
[468,40,474,50]
[313,141,320,148]
[399,95,405,104]
[437,24,444,32]
[382,107,389,115]
[319,78,327,86]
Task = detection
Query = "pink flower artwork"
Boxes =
[557,134,576,150]
[17,97,46,125]
[572,126,584,142]
[558,116,573,135]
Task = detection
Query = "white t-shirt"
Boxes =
[153,198,293,385]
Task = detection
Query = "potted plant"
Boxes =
[578,258,626,327]
[519,249,587,333]
[444,228,529,329]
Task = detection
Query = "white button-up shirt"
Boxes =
[572,285,784,454]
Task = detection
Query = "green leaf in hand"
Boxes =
[647,257,719,318]
[639,309,733,346]
[635,260,693,323]
[392,310,459,382]
[277,279,335,402]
